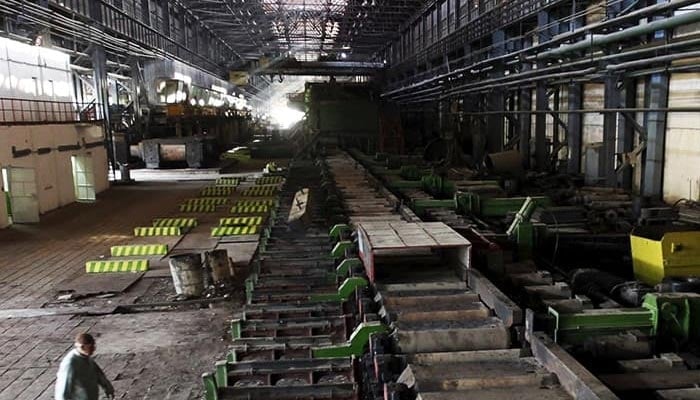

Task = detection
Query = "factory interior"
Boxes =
[0,0,700,399]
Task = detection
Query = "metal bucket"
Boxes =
[169,253,204,297]
[204,249,232,283]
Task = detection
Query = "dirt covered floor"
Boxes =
[0,161,282,399]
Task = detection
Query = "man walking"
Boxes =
[55,333,115,400]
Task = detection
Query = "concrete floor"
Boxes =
[0,168,269,399]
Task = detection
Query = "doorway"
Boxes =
[71,154,96,202]
[1,166,40,224]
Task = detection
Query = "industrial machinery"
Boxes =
[338,148,700,396]
[630,227,700,286]
[117,60,255,169]
[197,149,700,400]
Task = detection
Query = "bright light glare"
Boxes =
[271,107,304,129]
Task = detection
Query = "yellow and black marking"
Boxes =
[255,176,284,185]
[241,185,278,197]
[219,216,263,227]
[86,259,149,273]
[134,226,182,236]
[211,225,259,237]
[179,204,216,213]
[215,177,240,187]
[152,217,198,228]
[183,197,229,205]
[110,244,168,257]
[229,205,269,214]
[234,199,276,207]
[200,186,233,197]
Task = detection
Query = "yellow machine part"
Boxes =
[631,227,700,285]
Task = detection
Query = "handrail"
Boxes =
[0,98,103,125]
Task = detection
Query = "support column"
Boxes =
[91,45,114,174]
[603,75,620,187]
[641,73,669,199]
[129,57,143,138]
[88,0,103,22]
[552,88,560,167]
[487,30,506,153]
[91,46,110,125]
[518,34,533,169]
[641,0,671,199]
[535,11,552,171]
[519,89,532,169]
[162,2,171,37]
[567,83,583,174]
[570,0,585,31]
[507,93,517,143]
[535,83,548,171]
[618,79,636,190]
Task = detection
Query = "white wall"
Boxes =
[0,37,74,124]
[663,72,700,203]
[0,124,108,226]
[581,83,604,183]
[0,184,7,228]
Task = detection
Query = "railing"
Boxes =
[390,0,568,69]
[47,0,227,76]
[0,98,103,125]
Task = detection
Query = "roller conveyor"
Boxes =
[324,152,614,400]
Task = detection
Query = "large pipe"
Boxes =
[381,0,700,98]
[397,34,700,102]
[537,10,700,59]
[607,49,700,71]
[394,34,700,101]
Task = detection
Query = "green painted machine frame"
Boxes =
[548,307,654,345]
[312,322,388,358]
[643,292,700,348]
[456,193,551,218]
[506,196,549,259]
[549,293,700,348]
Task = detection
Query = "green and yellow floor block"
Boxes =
[219,216,263,227]
[152,217,198,228]
[255,176,284,185]
[179,204,216,213]
[200,186,233,197]
[183,197,230,206]
[86,259,149,273]
[134,226,182,236]
[215,177,240,187]
[229,205,269,214]
[241,185,278,197]
[211,225,260,237]
[110,244,168,257]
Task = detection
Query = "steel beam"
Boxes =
[641,72,669,199]
[519,88,532,169]
[256,60,385,76]
[535,82,548,171]
[603,75,620,187]
[552,87,561,167]
[487,30,506,153]
[567,83,583,174]
[91,45,114,175]
[534,11,552,171]
[618,79,637,190]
